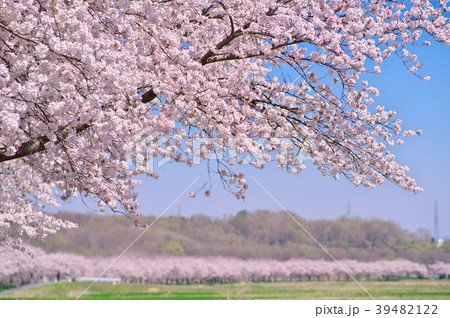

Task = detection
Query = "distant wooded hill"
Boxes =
[28,210,450,263]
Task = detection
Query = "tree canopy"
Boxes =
[29,210,449,264]
[1,0,449,246]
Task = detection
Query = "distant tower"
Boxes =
[434,200,439,241]
[346,201,351,217]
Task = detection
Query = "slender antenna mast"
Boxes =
[434,199,439,241]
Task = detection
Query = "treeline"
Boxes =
[28,210,450,263]
[3,247,449,289]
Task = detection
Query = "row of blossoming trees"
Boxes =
[1,247,449,288]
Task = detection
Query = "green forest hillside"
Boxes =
[29,210,450,263]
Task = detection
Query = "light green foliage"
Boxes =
[162,241,185,256]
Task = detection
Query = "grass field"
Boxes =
[1,280,449,300]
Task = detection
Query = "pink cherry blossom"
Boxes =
[1,0,449,245]
[0,246,443,285]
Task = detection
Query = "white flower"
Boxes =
[35,44,49,58]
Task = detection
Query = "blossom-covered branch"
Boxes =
[1,0,449,246]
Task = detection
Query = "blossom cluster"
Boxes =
[0,247,438,287]
[1,0,449,245]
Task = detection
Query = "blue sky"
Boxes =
[54,38,450,239]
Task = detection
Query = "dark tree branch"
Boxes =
[0,123,90,163]
[141,89,157,103]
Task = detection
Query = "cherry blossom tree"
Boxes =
[429,262,450,278]
[2,248,445,286]
[1,0,450,246]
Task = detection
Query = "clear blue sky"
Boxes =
[53,38,450,238]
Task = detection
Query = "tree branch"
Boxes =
[141,89,157,103]
[0,123,90,163]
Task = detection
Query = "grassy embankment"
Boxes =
[1,280,449,300]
